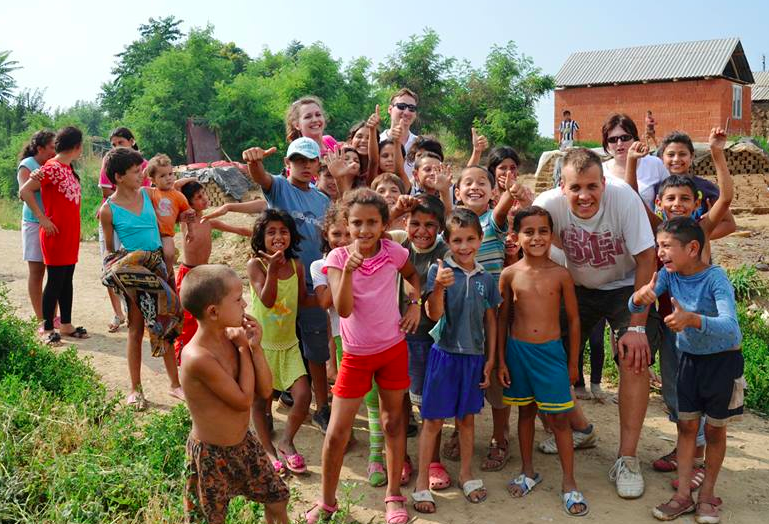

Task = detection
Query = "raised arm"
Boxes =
[242,147,277,192]
[467,127,488,167]
[493,174,533,230]
[425,260,453,321]
[389,115,412,193]
[328,244,363,318]
[700,127,733,237]
[208,218,253,237]
[365,105,381,185]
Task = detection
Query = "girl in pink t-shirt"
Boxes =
[307,189,420,524]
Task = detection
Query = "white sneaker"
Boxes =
[538,425,598,454]
[609,456,645,499]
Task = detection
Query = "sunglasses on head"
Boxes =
[607,134,634,144]
[393,102,417,112]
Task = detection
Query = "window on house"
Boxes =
[732,84,743,119]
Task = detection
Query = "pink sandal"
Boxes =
[305,500,338,524]
[278,449,307,474]
[384,495,409,524]
[671,466,705,491]
[428,462,451,490]
[400,455,413,485]
[271,458,286,476]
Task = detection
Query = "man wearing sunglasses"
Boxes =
[381,88,420,180]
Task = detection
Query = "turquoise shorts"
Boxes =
[503,338,574,413]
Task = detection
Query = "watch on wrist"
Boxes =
[626,326,646,334]
[406,297,422,306]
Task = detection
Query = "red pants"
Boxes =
[174,263,197,363]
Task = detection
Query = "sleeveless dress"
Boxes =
[249,258,306,391]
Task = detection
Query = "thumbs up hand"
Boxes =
[664,297,698,332]
[471,127,488,155]
[633,271,659,306]
[366,105,381,130]
[344,240,364,274]
[434,259,455,289]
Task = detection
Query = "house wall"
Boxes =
[751,100,769,139]
[554,78,752,143]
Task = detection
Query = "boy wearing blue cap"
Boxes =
[243,138,333,435]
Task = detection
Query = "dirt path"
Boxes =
[2,227,769,523]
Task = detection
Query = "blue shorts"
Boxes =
[420,345,485,420]
[503,338,574,414]
[407,337,433,406]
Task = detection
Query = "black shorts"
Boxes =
[678,350,745,427]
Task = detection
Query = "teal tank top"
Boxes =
[108,188,162,252]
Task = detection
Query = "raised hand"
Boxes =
[634,271,658,306]
[258,249,285,273]
[709,127,727,152]
[472,127,488,155]
[394,194,419,214]
[390,117,403,143]
[201,204,229,223]
[242,146,277,164]
[664,298,695,332]
[344,240,364,273]
[434,163,452,192]
[434,259,455,288]
[366,105,381,130]
[242,313,263,347]
[627,141,649,161]
[323,148,349,177]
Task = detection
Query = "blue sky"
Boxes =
[3,0,768,136]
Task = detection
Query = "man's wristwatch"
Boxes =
[626,326,646,334]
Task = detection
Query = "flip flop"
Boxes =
[428,462,451,490]
[562,490,589,517]
[507,472,542,498]
[271,458,286,476]
[278,449,307,474]
[305,500,338,524]
[384,495,409,524]
[412,489,436,513]
[43,331,62,346]
[459,479,487,504]
[108,315,125,333]
[126,388,148,412]
[61,326,89,339]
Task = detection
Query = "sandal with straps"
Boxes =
[671,465,705,491]
[481,437,510,472]
[562,490,589,517]
[652,493,695,521]
[507,472,542,498]
[384,495,409,524]
[695,496,722,524]
[305,500,338,524]
[412,489,436,513]
[653,449,679,472]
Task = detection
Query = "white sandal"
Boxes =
[411,489,436,513]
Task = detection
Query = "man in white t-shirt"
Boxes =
[380,88,419,180]
[533,148,660,500]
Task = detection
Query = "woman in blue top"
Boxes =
[17,130,56,325]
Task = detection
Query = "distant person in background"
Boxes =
[644,110,658,149]
[380,88,420,180]
[285,96,338,155]
[17,130,56,327]
[559,110,580,151]
[19,126,89,346]
[98,127,150,333]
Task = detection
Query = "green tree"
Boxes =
[55,100,108,137]
[0,50,20,106]
[100,16,183,119]
[445,42,554,158]
[123,28,239,161]
[375,29,455,133]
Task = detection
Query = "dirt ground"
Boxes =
[2,215,769,524]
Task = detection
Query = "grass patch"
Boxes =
[0,197,21,230]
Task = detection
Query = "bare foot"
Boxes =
[169,386,186,402]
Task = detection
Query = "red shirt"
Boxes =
[38,159,81,266]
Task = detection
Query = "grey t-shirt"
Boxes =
[398,236,449,339]
[425,257,502,355]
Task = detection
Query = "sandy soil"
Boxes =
[2,224,769,524]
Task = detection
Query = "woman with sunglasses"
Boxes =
[601,113,669,210]
[381,88,420,180]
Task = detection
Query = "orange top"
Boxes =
[146,188,190,237]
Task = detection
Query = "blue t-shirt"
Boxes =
[108,189,162,252]
[425,256,502,355]
[628,265,741,355]
[264,174,329,287]
[18,157,44,223]
[653,176,719,220]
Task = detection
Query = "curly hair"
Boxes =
[320,202,348,255]
[250,209,303,259]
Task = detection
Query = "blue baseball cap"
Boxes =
[285,137,321,160]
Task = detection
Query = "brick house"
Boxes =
[751,71,769,139]
[554,38,754,143]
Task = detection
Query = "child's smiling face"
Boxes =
[516,214,552,258]
[264,220,291,254]
[379,144,396,173]
[347,203,385,252]
[351,127,369,156]
[326,218,351,250]
[407,210,441,250]
[375,180,403,207]
[455,167,493,214]
[662,142,693,175]
[494,157,518,191]
[656,231,699,273]
[446,225,481,269]
[657,185,699,218]
[415,157,441,192]
[118,163,145,190]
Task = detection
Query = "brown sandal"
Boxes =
[480,438,509,472]
[652,494,695,521]
[695,496,722,524]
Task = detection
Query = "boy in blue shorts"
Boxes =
[630,217,743,523]
[497,206,588,516]
[411,208,500,514]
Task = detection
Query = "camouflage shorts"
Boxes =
[184,431,289,524]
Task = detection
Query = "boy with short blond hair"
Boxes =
[179,264,289,524]
[497,206,587,516]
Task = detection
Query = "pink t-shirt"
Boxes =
[98,156,150,192]
[324,238,409,355]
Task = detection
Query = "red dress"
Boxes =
[38,159,81,266]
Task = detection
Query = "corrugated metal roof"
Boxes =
[752,71,769,100]
[556,38,754,88]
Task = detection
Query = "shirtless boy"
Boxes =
[497,206,588,517]
[179,264,289,524]
[173,179,260,361]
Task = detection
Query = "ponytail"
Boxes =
[18,130,55,161]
